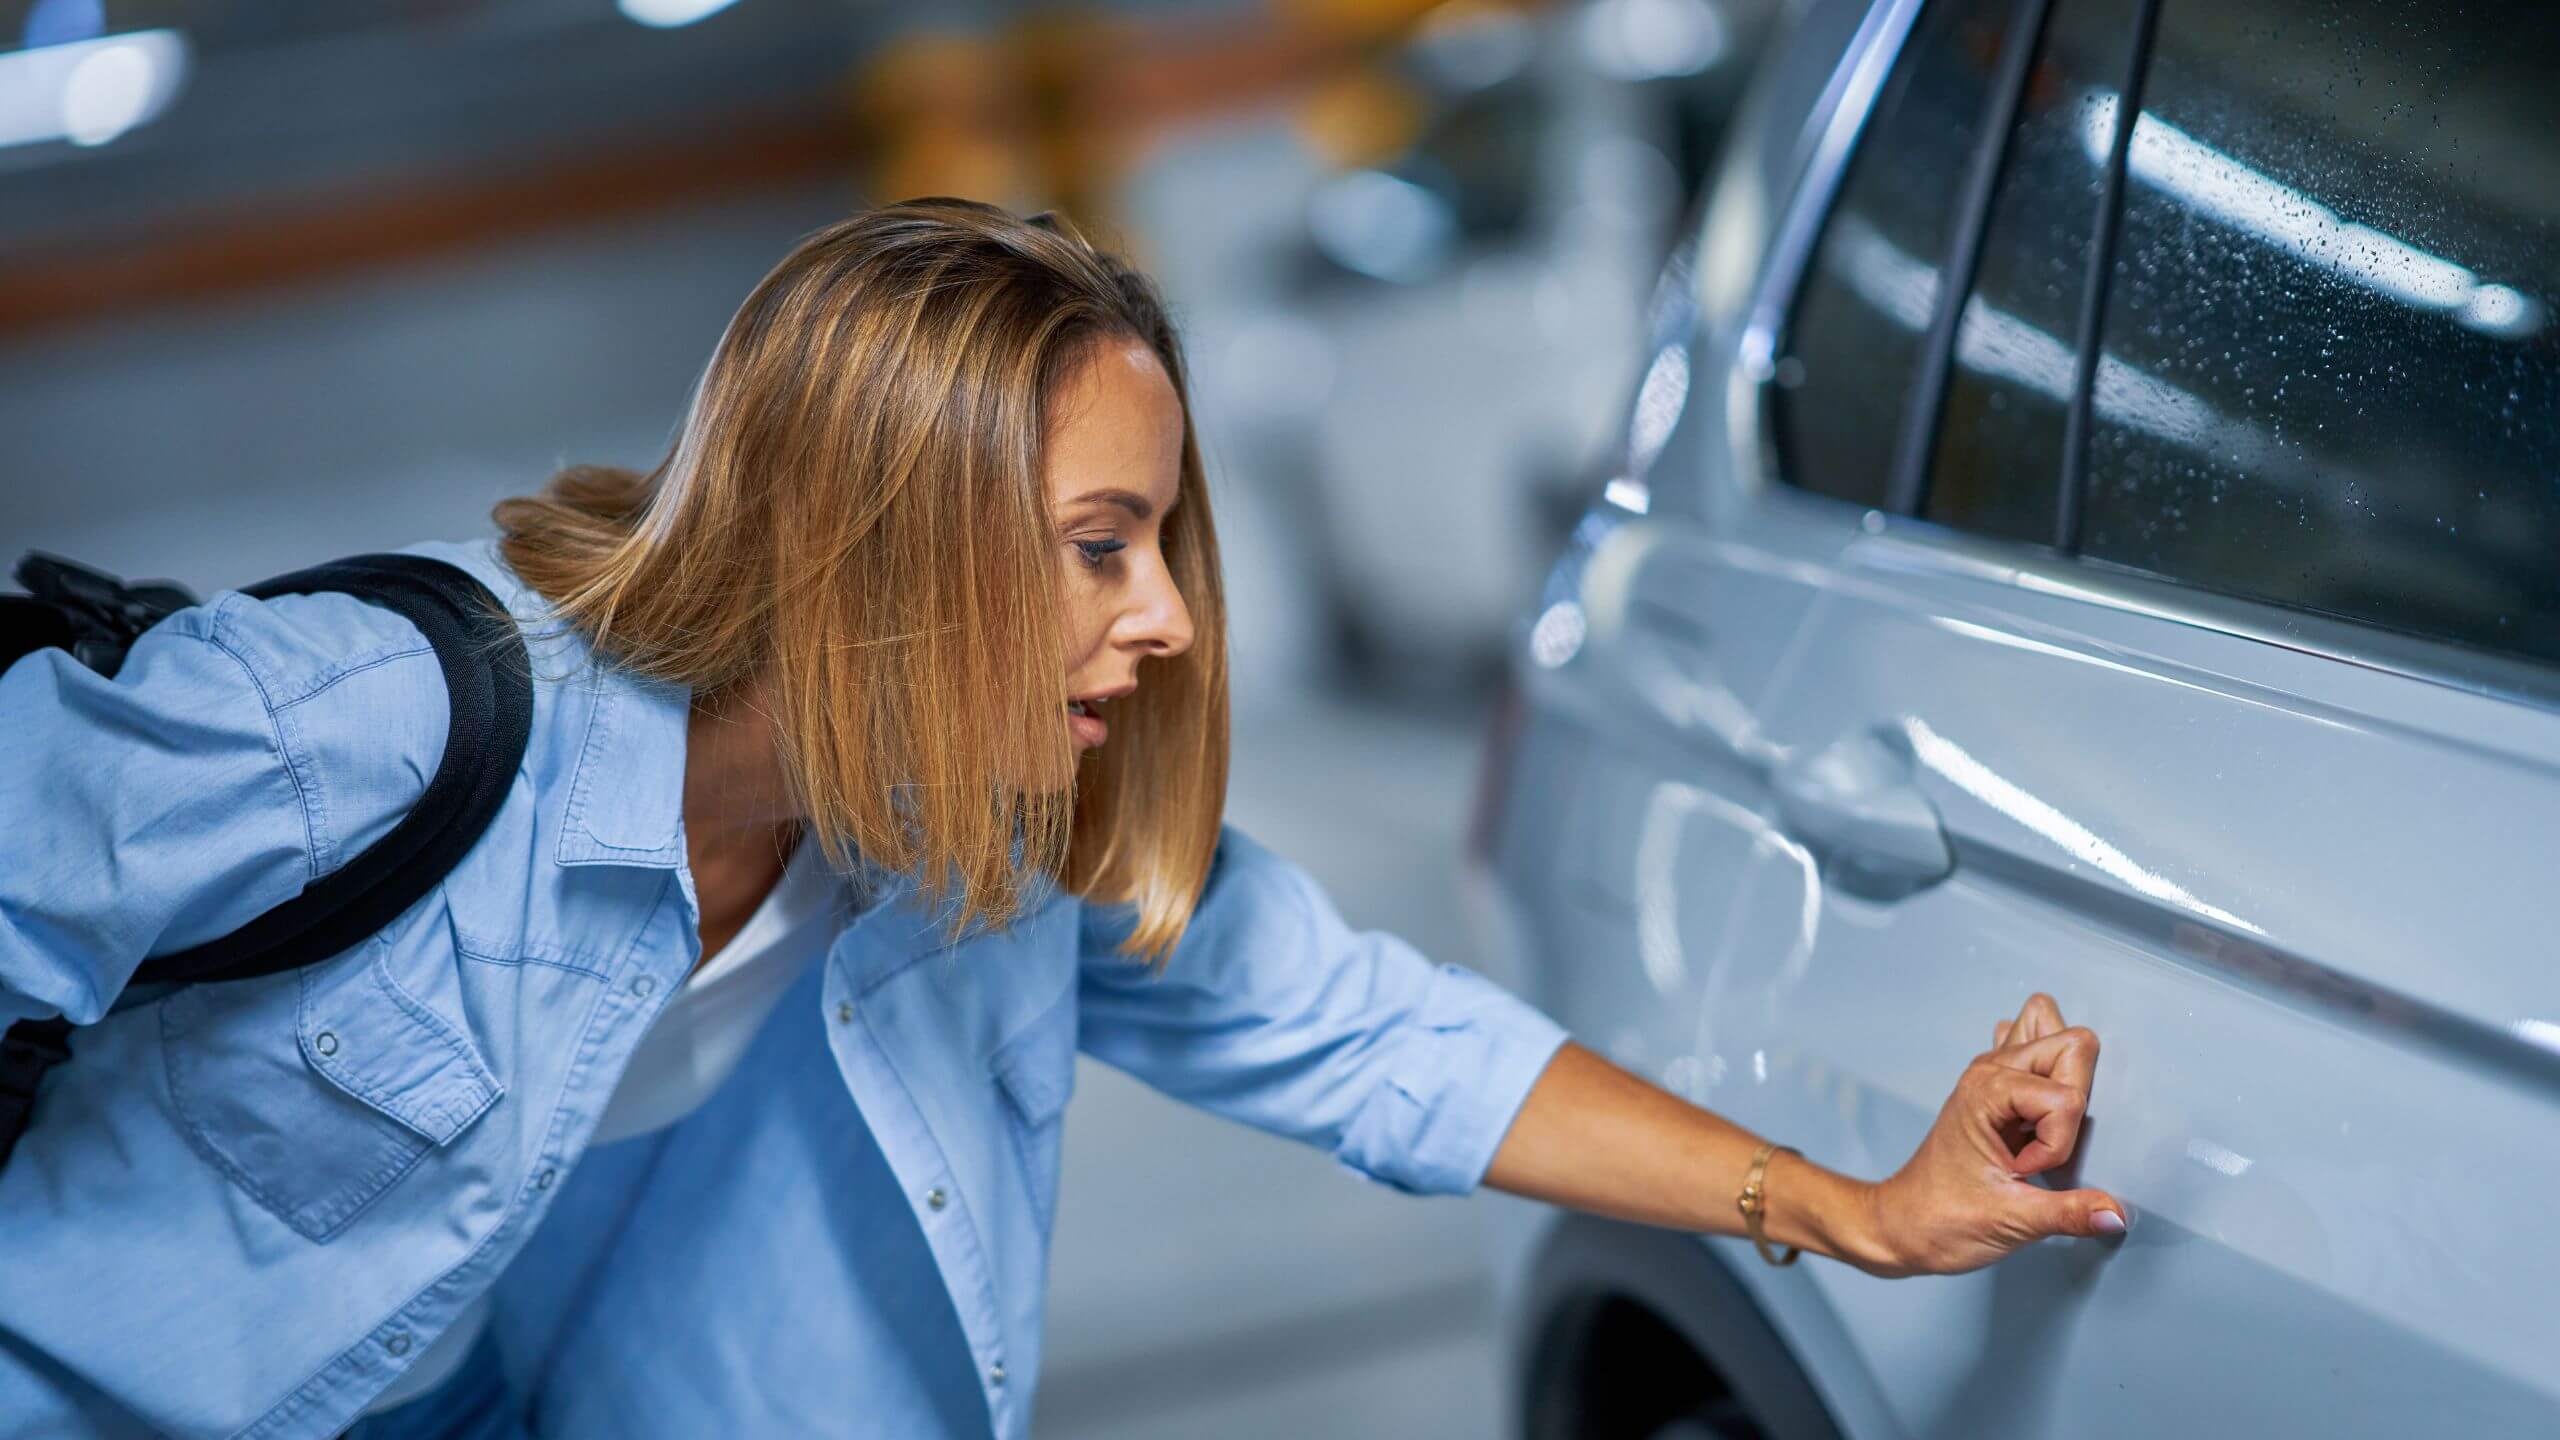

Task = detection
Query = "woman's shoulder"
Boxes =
[1074,826,1314,962]
[202,536,591,873]
[209,536,589,721]
[190,559,458,877]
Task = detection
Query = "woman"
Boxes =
[0,200,2123,1440]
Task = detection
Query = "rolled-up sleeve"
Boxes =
[1077,827,1568,1195]
[0,599,315,1027]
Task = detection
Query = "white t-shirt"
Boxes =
[367,837,846,1415]
[592,835,844,1143]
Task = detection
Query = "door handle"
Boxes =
[1773,729,1954,900]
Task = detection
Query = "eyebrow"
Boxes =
[1064,487,1175,520]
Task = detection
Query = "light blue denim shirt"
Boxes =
[0,540,1568,1440]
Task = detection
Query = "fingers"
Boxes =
[1991,993,2068,1056]
[2008,1183,2130,1240]
[1977,1066,2087,1174]
[2008,992,2066,1048]
[1997,1026,2100,1094]
[1980,1009,2100,1172]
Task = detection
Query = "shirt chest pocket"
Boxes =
[989,985,1077,1237]
[159,935,503,1242]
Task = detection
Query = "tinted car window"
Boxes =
[2083,0,2560,664]
[1775,0,2022,510]
[1924,0,2144,544]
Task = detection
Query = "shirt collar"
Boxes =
[556,667,691,869]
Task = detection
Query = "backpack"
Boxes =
[0,552,534,1170]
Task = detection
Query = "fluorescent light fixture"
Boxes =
[618,0,743,29]
[2082,93,2543,339]
[0,28,188,151]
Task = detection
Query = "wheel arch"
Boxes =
[1512,1215,1850,1440]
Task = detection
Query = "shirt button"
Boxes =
[383,1332,413,1357]
[925,1187,947,1212]
[989,1362,1006,1386]
[535,1167,557,1191]
[313,1031,340,1057]
[835,1001,855,1025]
[631,975,657,998]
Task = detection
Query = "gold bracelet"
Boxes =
[1737,1141,1803,1267]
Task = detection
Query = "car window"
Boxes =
[2082,0,2560,665]
[1773,0,2024,511]
[1923,0,2146,545]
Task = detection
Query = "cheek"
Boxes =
[1058,570,1113,671]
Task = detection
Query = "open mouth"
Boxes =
[1066,696,1109,748]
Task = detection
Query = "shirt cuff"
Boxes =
[1334,962,1570,1196]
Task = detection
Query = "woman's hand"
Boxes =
[1484,993,2126,1279]
[1860,993,2128,1277]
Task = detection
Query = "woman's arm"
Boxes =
[1078,829,1569,1197]
[1082,831,2121,1276]
[0,602,312,1026]
[0,590,442,1027]
[1483,993,2127,1276]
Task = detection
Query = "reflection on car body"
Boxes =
[1475,0,2560,1435]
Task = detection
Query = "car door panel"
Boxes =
[1700,498,2560,1436]
[1515,517,1828,1087]
[1495,0,2560,1429]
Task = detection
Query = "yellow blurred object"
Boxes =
[1277,0,1550,44]
[1283,0,1554,168]
[845,1,1562,223]
[1274,0,1460,45]
[870,131,1037,213]
[1012,10,1123,230]
[1297,66,1426,170]
[848,30,1036,209]
[845,15,1142,232]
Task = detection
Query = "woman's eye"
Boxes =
[1072,537,1127,568]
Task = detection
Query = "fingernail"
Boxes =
[2092,1210,2127,1236]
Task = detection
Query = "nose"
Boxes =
[1119,559,1194,660]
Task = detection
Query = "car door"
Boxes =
[1684,0,2560,1435]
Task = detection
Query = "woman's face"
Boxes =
[1047,336,1195,753]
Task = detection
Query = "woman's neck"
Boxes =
[682,683,803,963]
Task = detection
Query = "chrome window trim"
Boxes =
[1710,0,2560,717]
[1726,0,1928,396]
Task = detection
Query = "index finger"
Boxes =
[2007,992,2067,1048]
[1996,1025,2101,1097]
[1984,1068,2088,1175]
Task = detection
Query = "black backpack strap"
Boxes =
[0,554,532,1171]
[0,1017,72,1167]
[135,554,534,986]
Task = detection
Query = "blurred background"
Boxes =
[0,0,1783,1432]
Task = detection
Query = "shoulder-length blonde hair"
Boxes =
[495,198,1227,958]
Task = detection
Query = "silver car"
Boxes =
[1469,0,2560,1435]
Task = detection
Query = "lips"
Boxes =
[1066,696,1109,748]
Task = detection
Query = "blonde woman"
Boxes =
[0,201,2124,1440]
